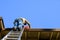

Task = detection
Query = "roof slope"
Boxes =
[21,29,60,40]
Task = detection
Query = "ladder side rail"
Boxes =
[1,30,12,40]
[18,28,24,40]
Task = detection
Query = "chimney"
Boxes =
[0,17,5,31]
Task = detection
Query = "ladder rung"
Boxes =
[10,32,20,35]
[7,35,19,38]
[9,33,20,35]
[10,32,20,34]
[11,31,20,33]
[5,38,18,40]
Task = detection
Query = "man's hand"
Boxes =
[24,26,30,30]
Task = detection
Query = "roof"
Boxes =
[0,28,60,40]
[21,28,60,40]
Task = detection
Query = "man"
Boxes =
[13,17,30,31]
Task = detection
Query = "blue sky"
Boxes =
[0,0,60,28]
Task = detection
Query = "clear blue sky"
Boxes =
[0,0,60,28]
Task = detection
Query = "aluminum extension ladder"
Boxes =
[1,28,24,40]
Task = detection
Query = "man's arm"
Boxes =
[25,20,31,28]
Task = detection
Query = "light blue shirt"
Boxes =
[18,19,24,29]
